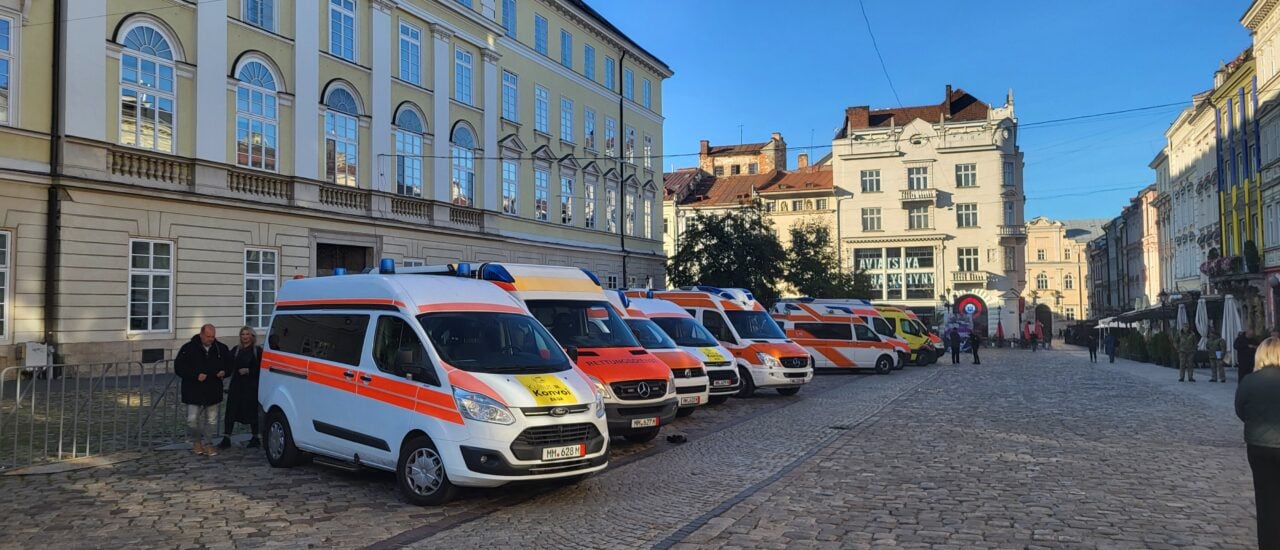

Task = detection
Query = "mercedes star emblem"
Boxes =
[636,381,651,399]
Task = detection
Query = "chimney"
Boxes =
[699,139,709,157]
[944,84,953,120]
[845,106,870,130]
[797,153,809,169]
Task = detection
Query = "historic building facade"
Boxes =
[1023,217,1103,324]
[0,0,671,366]
[1160,92,1219,295]
[829,86,1025,334]
[1246,0,1280,328]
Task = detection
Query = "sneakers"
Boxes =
[1178,378,1184,382]
[192,441,207,455]
[246,436,261,449]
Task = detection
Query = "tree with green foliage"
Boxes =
[783,218,874,299]
[667,201,786,307]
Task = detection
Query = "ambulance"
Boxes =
[606,291,711,417]
[770,301,899,374]
[875,305,938,365]
[622,293,741,405]
[410,263,679,443]
[648,287,812,396]
[778,298,909,370]
[259,267,607,506]
[906,310,946,360]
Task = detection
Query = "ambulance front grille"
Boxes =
[781,357,810,369]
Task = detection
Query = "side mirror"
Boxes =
[566,346,579,363]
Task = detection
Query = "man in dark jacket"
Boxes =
[175,324,229,456]
[1236,330,1257,381]
[1086,333,1099,363]
[948,328,961,364]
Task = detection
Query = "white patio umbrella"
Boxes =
[1221,294,1243,366]
[1195,296,1209,351]
[1176,303,1187,331]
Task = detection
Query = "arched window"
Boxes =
[235,60,279,171]
[1063,273,1074,290]
[394,105,425,197]
[1036,272,1049,290]
[119,24,176,152]
[450,123,476,206]
[324,86,360,186]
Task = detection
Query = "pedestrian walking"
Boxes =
[1178,326,1198,382]
[1087,332,1099,363]
[175,324,229,456]
[218,327,263,450]
[1237,330,1258,381]
[1035,320,1046,350]
[1207,331,1228,383]
[948,328,961,365]
[968,331,981,365]
[1235,336,1280,550]
[1029,323,1039,353]
[1104,331,1118,364]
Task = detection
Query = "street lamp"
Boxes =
[1157,289,1169,334]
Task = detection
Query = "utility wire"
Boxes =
[857,0,902,108]
[1020,101,1188,129]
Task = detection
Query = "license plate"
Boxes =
[679,396,700,406]
[790,378,806,384]
[541,444,585,461]
[631,417,659,428]
[712,379,734,387]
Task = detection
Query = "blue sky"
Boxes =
[591,0,1254,221]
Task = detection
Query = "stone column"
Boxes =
[431,24,454,203]
[195,0,228,163]
[481,48,501,212]
[64,0,107,141]
[370,1,395,193]
[294,6,321,179]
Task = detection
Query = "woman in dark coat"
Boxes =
[1236,337,1280,550]
[219,327,262,449]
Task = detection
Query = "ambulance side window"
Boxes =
[269,313,369,367]
[795,322,851,341]
[702,312,737,345]
[372,315,439,385]
[854,324,880,342]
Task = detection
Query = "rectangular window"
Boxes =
[604,56,616,90]
[454,48,473,105]
[860,170,881,193]
[643,135,653,169]
[905,246,933,268]
[861,208,881,231]
[502,71,518,122]
[1004,246,1016,272]
[905,272,934,300]
[245,0,275,32]
[642,79,652,108]
[795,322,852,341]
[606,276,618,290]
[643,194,654,239]
[605,117,617,155]
[399,22,422,85]
[816,198,828,210]
[584,45,596,81]
[560,97,574,142]
[244,249,278,329]
[502,159,518,214]
[129,240,172,332]
[623,68,634,100]
[1065,307,1076,321]
[534,85,549,133]
[607,188,618,232]
[0,16,8,125]
[625,191,636,235]
[908,205,930,230]
[713,166,724,177]
[560,175,574,225]
[957,247,979,272]
[1003,161,1015,186]
[1004,201,1015,225]
[625,126,636,163]
[560,29,573,68]
[534,167,549,221]
[955,163,977,188]
[502,0,516,37]
[270,314,370,367]
[0,231,7,338]
[585,181,596,229]
[1036,249,1046,261]
[956,203,978,228]
[731,165,741,175]
[584,107,596,150]
[329,0,356,62]
[907,166,929,190]
[394,128,423,196]
[533,14,548,55]
[748,163,758,175]
[791,200,802,211]
[325,110,359,186]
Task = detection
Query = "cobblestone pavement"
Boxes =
[0,348,1258,549]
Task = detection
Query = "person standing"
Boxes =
[1236,330,1257,381]
[175,324,229,456]
[968,331,982,365]
[1029,323,1039,353]
[1104,331,1118,364]
[1207,331,1228,383]
[1235,337,1280,550]
[948,328,961,365]
[1086,332,1099,363]
[1177,326,1198,382]
[218,327,263,450]
[1035,320,1046,350]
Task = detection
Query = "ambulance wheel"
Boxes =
[624,428,660,443]
[874,355,894,375]
[397,436,458,506]
[736,368,756,397]
[708,395,730,405]
[676,407,695,418]
[264,409,303,468]
[776,387,801,396]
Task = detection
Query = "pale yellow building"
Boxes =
[1023,217,1104,323]
[0,0,670,366]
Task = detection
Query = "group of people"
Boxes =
[1083,332,1119,363]
[1022,320,1049,351]
[174,324,263,456]
[1172,326,1276,383]
[946,328,981,365]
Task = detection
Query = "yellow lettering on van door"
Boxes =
[515,374,578,406]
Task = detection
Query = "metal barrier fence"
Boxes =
[0,360,212,471]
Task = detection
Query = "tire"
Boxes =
[397,436,458,506]
[874,355,893,375]
[736,367,756,398]
[776,387,800,396]
[675,407,695,418]
[264,409,303,468]
[623,428,660,443]
[708,395,730,405]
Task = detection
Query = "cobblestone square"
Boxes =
[0,348,1258,549]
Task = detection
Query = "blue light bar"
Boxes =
[380,258,396,274]
[479,264,516,284]
[333,268,347,276]
[455,263,473,278]
[580,268,602,287]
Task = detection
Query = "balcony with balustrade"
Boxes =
[998,224,1027,241]
[899,188,937,205]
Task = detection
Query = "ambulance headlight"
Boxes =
[453,388,515,425]
[666,372,677,396]
[592,387,606,418]
[589,376,614,401]
[756,352,782,370]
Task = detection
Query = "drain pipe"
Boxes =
[617,50,628,284]
[44,0,66,362]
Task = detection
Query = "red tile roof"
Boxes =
[664,165,833,208]
[838,87,991,137]
[662,168,703,199]
[758,165,833,195]
[706,142,769,156]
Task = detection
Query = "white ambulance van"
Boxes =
[621,293,741,405]
[771,301,899,374]
[260,267,607,505]
[606,291,711,416]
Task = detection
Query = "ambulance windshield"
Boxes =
[526,300,643,349]
[418,312,572,373]
[725,311,787,340]
[624,319,678,350]
[651,317,719,347]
